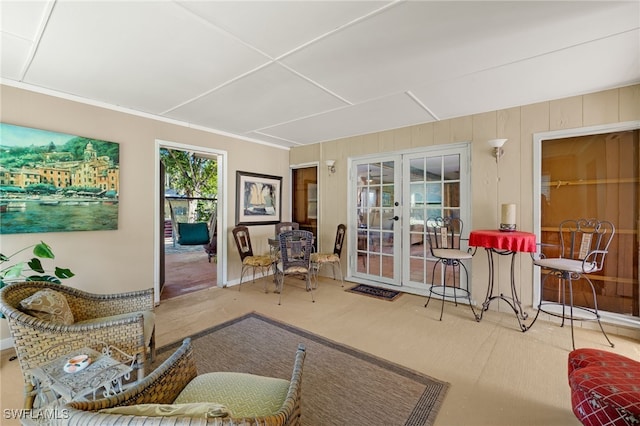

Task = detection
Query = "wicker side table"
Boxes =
[28,345,134,407]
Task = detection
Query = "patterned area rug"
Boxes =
[156,312,448,426]
[347,283,402,301]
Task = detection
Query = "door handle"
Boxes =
[392,216,399,221]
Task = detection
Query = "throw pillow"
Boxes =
[99,403,230,418]
[174,372,289,418]
[19,289,74,325]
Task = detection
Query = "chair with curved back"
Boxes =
[424,216,479,321]
[275,222,299,235]
[0,281,155,409]
[58,338,307,426]
[276,230,315,305]
[311,224,346,288]
[528,218,615,350]
[232,225,273,292]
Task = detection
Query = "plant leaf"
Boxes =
[27,258,45,273]
[33,242,55,259]
[25,275,61,284]
[2,263,25,279]
[55,267,75,279]
[0,254,9,262]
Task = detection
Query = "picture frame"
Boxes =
[0,122,120,234]
[236,171,282,225]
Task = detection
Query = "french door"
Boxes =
[349,145,470,292]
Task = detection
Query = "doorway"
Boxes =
[534,124,639,326]
[154,140,226,305]
[349,144,470,293]
[291,165,318,249]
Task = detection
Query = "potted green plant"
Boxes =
[0,241,74,289]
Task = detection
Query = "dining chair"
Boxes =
[275,230,315,305]
[232,225,273,293]
[529,218,615,350]
[424,216,479,321]
[311,224,346,288]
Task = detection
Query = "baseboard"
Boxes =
[223,270,273,287]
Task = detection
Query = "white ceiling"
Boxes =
[2,1,639,149]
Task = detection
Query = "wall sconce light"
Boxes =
[325,159,336,174]
[488,138,507,162]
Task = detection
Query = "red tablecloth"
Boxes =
[469,230,536,253]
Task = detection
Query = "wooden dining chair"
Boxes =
[311,224,346,288]
[232,225,273,292]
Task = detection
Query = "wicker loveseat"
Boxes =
[0,281,155,408]
[57,338,306,425]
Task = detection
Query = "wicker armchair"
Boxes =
[58,338,306,426]
[0,281,155,408]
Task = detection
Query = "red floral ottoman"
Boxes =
[568,348,640,426]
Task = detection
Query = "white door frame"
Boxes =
[154,139,227,305]
[346,143,471,295]
[532,120,640,329]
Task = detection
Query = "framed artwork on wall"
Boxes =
[0,123,120,234]
[236,171,282,226]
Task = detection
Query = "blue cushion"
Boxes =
[177,222,210,245]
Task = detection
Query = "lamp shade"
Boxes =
[488,138,508,148]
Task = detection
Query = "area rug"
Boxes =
[347,283,402,301]
[156,312,448,426]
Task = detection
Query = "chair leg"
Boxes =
[424,262,440,309]
[439,263,447,321]
[238,266,247,291]
[335,261,344,287]
[307,274,315,303]
[262,266,269,293]
[278,273,284,305]
[312,262,320,289]
[584,276,615,348]
[460,262,479,321]
[425,259,477,321]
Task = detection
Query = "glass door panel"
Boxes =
[354,157,401,284]
[404,148,468,291]
[540,130,639,317]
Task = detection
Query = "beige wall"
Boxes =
[0,84,290,344]
[2,83,638,343]
[292,84,640,318]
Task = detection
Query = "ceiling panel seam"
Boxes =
[272,1,402,63]
[406,91,440,121]
[278,62,353,106]
[173,0,276,61]
[20,0,56,82]
[160,61,274,115]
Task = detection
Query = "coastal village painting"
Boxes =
[0,123,120,234]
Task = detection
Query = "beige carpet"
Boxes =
[155,312,449,426]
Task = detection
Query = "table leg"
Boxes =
[479,248,529,332]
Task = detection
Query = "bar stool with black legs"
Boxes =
[528,218,615,350]
[424,216,480,321]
